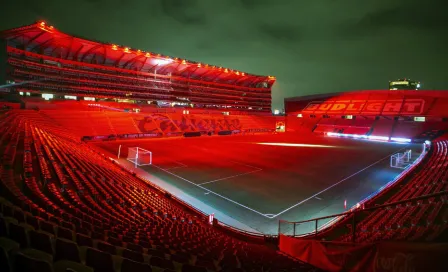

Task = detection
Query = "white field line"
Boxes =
[269,147,408,219]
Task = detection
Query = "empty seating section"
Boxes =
[137,113,275,135]
[41,109,275,137]
[337,118,370,135]
[104,112,140,134]
[239,116,277,130]
[291,114,444,139]
[41,110,141,136]
[312,117,373,135]
[171,114,197,133]
[41,111,100,136]
[313,118,336,134]
[370,119,395,137]
[351,118,374,134]
[285,117,320,133]
[336,138,448,243]
[0,110,313,271]
[8,47,272,111]
[391,122,424,138]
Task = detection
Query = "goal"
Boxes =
[390,150,412,169]
[127,147,152,167]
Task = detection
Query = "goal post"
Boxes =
[390,149,412,169]
[127,147,152,167]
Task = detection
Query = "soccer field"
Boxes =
[95,133,422,234]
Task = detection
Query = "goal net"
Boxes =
[390,150,412,169]
[127,147,152,167]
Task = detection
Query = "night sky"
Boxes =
[1,0,447,110]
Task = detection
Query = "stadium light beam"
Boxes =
[327,132,411,144]
[256,143,337,148]
[153,58,174,65]
[390,137,412,143]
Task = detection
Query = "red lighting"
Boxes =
[4,22,273,112]
[256,143,336,148]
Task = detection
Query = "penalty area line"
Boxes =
[150,164,272,219]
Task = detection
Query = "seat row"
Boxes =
[335,139,448,243]
[0,110,314,272]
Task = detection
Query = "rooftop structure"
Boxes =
[1,22,276,111]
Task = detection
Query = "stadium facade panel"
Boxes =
[285,90,448,117]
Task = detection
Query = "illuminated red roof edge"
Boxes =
[1,22,276,89]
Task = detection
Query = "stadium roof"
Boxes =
[1,22,276,88]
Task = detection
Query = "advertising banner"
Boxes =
[302,99,426,116]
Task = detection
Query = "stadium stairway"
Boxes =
[0,110,318,272]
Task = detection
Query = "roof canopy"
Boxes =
[1,22,276,88]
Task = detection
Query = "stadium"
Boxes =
[0,22,447,272]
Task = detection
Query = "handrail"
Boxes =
[216,220,265,237]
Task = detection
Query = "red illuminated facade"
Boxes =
[285,90,448,117]
[1,22,275,111]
